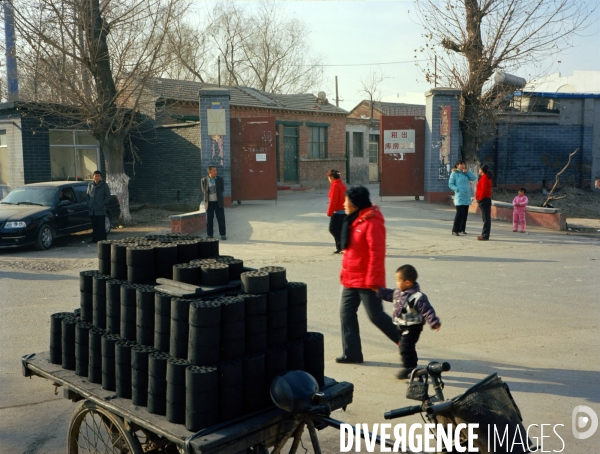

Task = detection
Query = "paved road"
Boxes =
[1,186,598,453]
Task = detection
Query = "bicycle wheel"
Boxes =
[67,401,143,454]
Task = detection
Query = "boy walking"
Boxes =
[378,265,441,379]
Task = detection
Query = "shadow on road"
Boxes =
[0,271,78,281]
[420,357,600,404]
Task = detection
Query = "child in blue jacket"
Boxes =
[378,264,441,379]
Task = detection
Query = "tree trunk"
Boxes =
[101,135,131,223]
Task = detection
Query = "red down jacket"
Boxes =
[340,205,386,289]
[475,173,492,201]
[327,178,347,216]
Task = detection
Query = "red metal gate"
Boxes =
[231,117,277,202]
[379,116,425,197]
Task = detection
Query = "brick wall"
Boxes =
[479,122,592,187]
[20,115,52,183]
[128,122,202,207]
[349,102,382,120]
[231,107,347,188]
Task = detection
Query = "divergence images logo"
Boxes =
[572,406,598,440]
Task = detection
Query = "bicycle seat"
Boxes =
[270,370,319,413]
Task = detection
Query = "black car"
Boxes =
[0,181,121,250]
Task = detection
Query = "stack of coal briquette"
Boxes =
[49,233,324,433]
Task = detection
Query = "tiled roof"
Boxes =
[147,77,348,115]
[373,101,425,115]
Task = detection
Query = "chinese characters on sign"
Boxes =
[438,105,451,179]
[383,130,415,154]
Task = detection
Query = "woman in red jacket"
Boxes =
[326,169,347,253]
[476,164,493,241]
[336,186,398,364]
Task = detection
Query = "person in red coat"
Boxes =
[326,169,347,253]
[336,186,398,364]
[475,164,493,241]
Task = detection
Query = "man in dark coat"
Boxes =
[87,170,111,243]
[200,166,227,240]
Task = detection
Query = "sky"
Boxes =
[193,0,600,112]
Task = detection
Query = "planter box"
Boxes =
[468,200,566,231]
[169,211,206,234]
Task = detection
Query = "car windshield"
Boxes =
[1,187,58,206]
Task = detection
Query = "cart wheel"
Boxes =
[67,401,143,454]
[237,200,241,205]
[415,196,420,201]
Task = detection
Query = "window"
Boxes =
[74,185,89,204]
[0,130,8,185]
[307,127,327,159]
[369,134,379,163]
[59,187,77,203]
[49,130,99,181]
[352,132,363,158]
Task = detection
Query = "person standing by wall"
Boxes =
[87,170,111,243]
[512,188,529,233]
[326,169,347,254]
[201,166,227,240]
[448,160,476,236]
[337,186,398,364]
[476,165,493,241]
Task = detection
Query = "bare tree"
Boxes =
[199,1,323,93]
[412,0,596,169]
[12,0,187,222]
[358,69,388,119]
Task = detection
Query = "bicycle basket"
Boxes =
[433,373,531,454]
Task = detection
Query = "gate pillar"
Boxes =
[424,88,461,203]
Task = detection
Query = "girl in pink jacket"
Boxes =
[512,188,529,233]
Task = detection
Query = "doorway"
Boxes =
[283,127,298,182]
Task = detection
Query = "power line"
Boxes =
[304,59,428,68]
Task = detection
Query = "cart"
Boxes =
[22,352,353,454]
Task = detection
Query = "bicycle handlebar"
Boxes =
[384,405,423,420]
[426,400,454,415]
[427,361,451,375]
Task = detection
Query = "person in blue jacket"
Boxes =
[448,160,476,236]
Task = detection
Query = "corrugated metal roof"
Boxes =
[519,91,600,99]
[147,77,348,114]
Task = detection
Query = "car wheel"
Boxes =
[35,224,54,250]
[104,214,112,235]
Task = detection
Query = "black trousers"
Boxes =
[340,287,399,361]
[329,213,345,251]
[398,324,423,369]
[479,198,492,239]
[206,201,226,236]
[452,205,469,233]
[90,215,107,242]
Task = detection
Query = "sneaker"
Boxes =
[333,249,342,254]
[221,235,227,240]
[335,355,363,364]
[207,235,213,239]
[513,229,517,232]
[396,368,414,380]
[460,231,467,235]
[452,232,460,236]
[477,236,489,241]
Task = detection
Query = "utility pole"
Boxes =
[335,76,339,107]
[434,55,437,88]
[4,0,19,101]
[218,56,221,87]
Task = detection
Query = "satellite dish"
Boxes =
[317,91,327,100]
